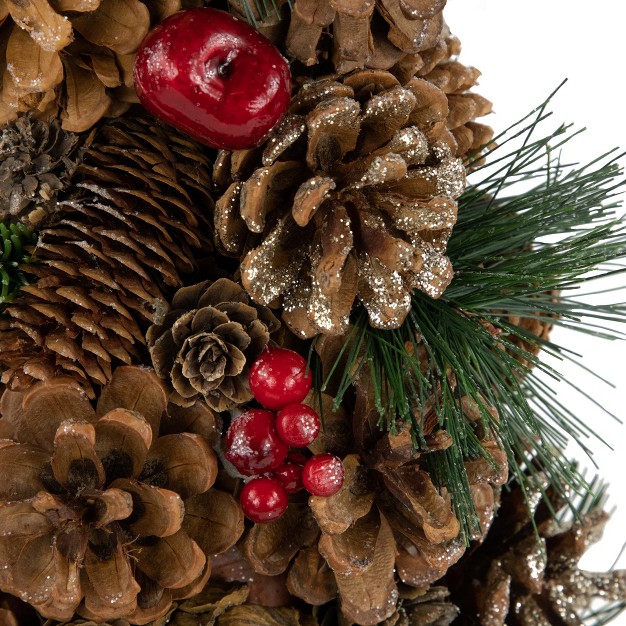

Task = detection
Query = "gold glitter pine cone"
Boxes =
[0,115,214,397]
[0,365,244,624]
[146,278,280,412]
[235,335,506,626]
[214,59,491,339]
[446,470,626,626]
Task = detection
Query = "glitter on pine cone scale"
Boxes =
[214,63,491,339]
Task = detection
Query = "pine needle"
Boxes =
[323,88,626,539]
[0,221,36,306]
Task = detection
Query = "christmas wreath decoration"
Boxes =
[1,0,625,625]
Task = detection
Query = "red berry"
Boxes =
[302,454,345,497]
[240,476,288,523]
[134,8,291,150]
[276,403,321,447]
[249,346,312,410]
[271,462,304,494]
[225,409,287,476]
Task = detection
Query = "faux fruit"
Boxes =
[249,346,312,410]
[133,8,291,150]
[276,403,321,447]
[225,409,288,476]
[240,476,288,523]
[271,461,304,494]
[302,453,345,497]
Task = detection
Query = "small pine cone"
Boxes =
[0,114,85,228]
[0,366,244,624]
[237,336,505,626]
[0,0,206,130]
[285,0,446,74]
[0,116,214,397]
[147,279,280,411]
[214,67,490,338]
[447,471,626,626]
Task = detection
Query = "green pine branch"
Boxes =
[235,0,291,27]
[319,88,626,540]
[0,221,37,306]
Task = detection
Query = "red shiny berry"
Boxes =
[240,476,288,523]
[249,346,312,410]
[275,403,321,447]
[134,8,291,150]
[225,409,287,476]
[271,461,304,494]
[302,454,345,497]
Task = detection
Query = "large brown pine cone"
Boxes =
[0,114,85,228]
[0,0,207,130]
[0,366,244,624]
[214,62,491,339]
[447,471,626,626]
[236,335,506,626]
[0,116,214,397]
[147,279,280,411]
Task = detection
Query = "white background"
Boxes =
[444,0,626,620]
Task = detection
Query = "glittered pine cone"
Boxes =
[446,471,626,626]
[0,114,85,228]
[237,335,506,626]
[284,0,447,75]
[214,64,491,339]
[0,365,244,624]
[0,0,209,131]
[0,115,214,397]
[146,279,280,411]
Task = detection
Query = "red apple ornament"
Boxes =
[133,8,291,150]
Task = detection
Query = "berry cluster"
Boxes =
[225,346,345,523]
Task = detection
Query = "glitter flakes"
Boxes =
[216,69,475,336]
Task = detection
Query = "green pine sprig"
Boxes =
[319,87,626,540]
[0,221,37,305]
[236,0,291,28]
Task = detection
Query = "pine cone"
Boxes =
[214,64,491,338]
[147,279,280,411]
[0,114,85,228]
[0,116,214,397]
[237,335,505,626]
[0,365,244,624]
[447,471,626,625]
[1,591,42,626]
[0,0,210,131]
[285,0,446,75]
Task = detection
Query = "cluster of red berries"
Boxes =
[225,346,345,523]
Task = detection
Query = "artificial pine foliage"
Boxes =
[0,1,625,625]
[0,220,36,304]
